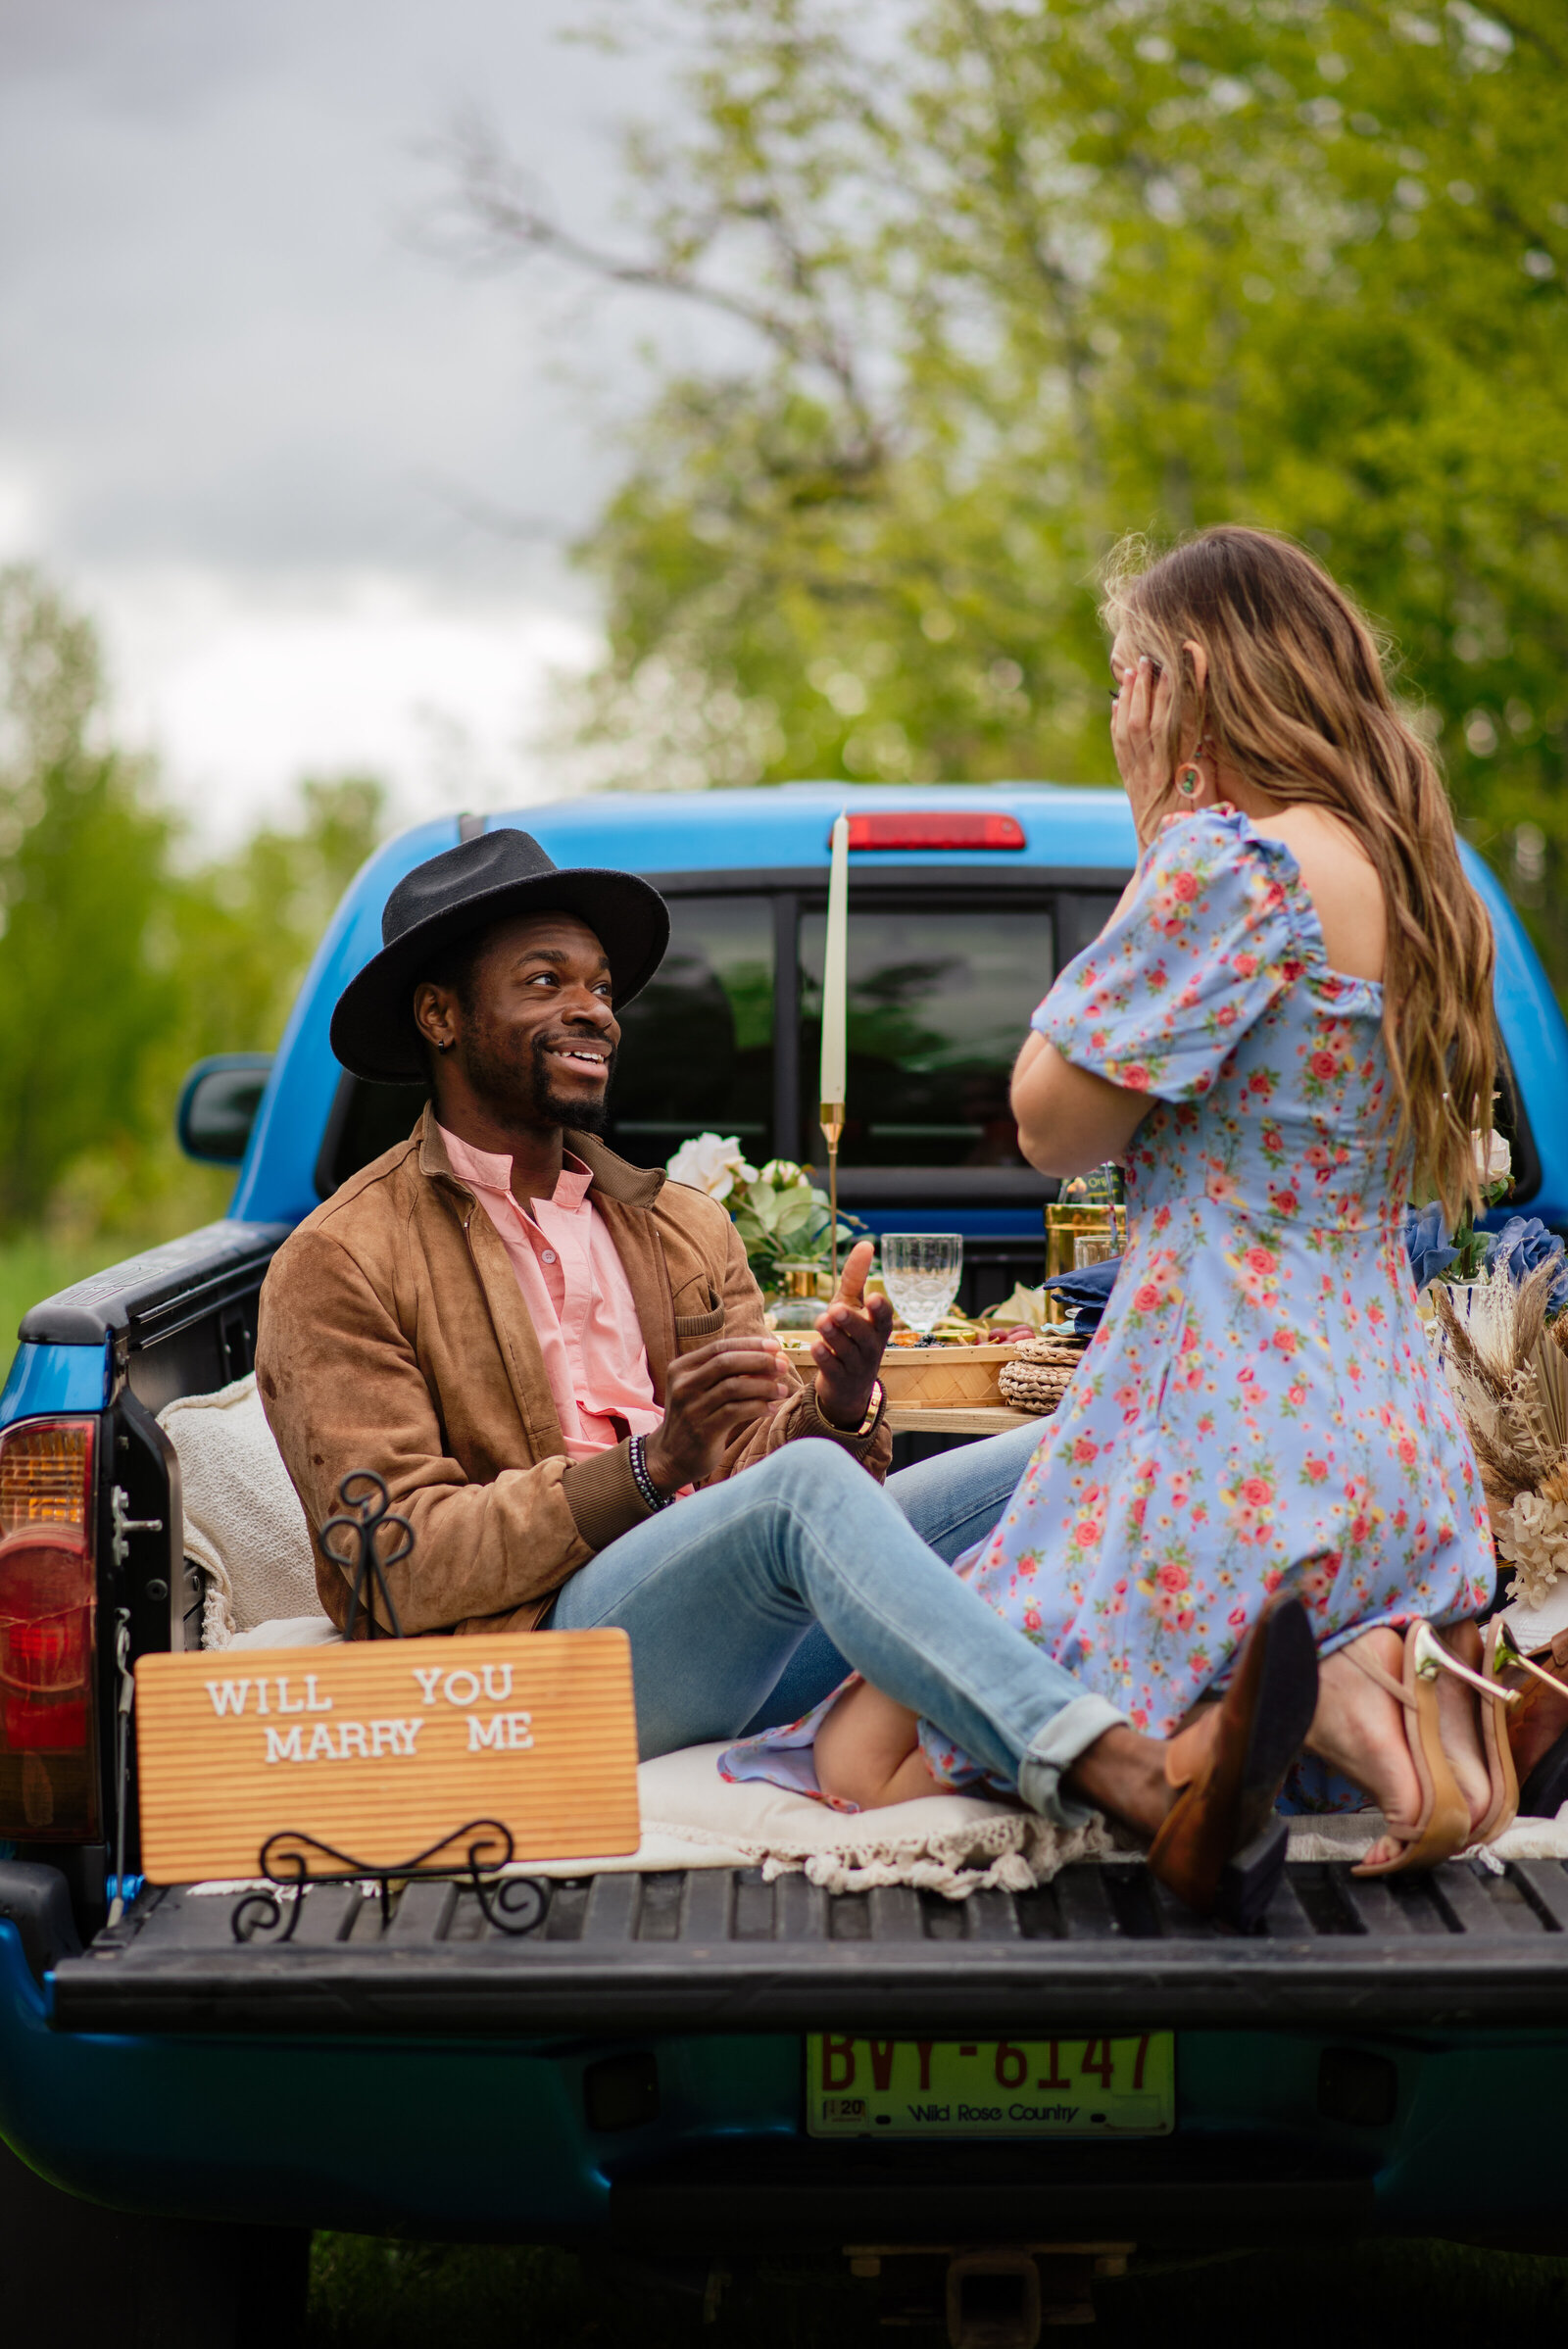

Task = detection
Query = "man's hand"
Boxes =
[642,1334,792,1494]
[810,1239,894,1431]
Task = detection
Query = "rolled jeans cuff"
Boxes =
[1016,1693,1128,1830]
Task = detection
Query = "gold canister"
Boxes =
[1044,1202,1128,1323]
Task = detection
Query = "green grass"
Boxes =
[307,2235,1568,2347]
[0,1232,121,1388]
[0,1210,234,1392]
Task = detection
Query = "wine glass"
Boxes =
[881,1233,963,1340]
[1074,1233,1118,1269]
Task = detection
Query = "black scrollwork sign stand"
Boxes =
[229,1467,547,1945]
[319,1466,411,1639]
[231,1819,546,1944]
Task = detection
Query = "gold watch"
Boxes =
[823,1379,884,1439]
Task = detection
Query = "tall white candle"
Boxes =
[819,811,849,1112]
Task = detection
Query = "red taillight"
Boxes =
[0,1419,98,1839]
[7,1589,90,1686]
[842,811,1027,853]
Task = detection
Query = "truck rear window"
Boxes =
[318,884,1096,1193]
[799,905,1053,1168]
[604,897,774,1164]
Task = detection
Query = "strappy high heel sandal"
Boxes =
[1490,1619,1568,1818]
[1346,1621,1518,1877]
[1471,1618,1533,1842]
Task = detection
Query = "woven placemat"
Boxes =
[1013,1332,1087,1361]
[999,1360,1078,1409]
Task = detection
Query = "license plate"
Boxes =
[805,2033,1174,2138]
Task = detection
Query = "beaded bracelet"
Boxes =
[628,1432,675,1513]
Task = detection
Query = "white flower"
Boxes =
[758,1158,813,1196]
[1498,1474,1568,1610]
[1474,1129,1512,1187]
[665,1133,758,1202]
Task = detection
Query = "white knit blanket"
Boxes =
[158,1374,322,1647]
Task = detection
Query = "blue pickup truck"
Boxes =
[5,781,1568,2341]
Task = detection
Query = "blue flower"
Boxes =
[1401,1202,1459,1295]
[1484,1214,1568,1313]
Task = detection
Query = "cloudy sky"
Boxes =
[0,0,678,843]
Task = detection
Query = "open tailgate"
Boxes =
[50,1856,1568,2036]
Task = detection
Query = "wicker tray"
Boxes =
[879,1343,1021,1408]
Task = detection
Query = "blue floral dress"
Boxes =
[723,806,1493,1801]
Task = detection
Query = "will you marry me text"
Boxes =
[199,1665,535,1764]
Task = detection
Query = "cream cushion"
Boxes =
[507,1740,1112,1895]
[509,1750,1568,1887]
[1500,1578,1568,1655]
[158,1374,333,1648]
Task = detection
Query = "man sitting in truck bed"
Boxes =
[256,828,1315,1908]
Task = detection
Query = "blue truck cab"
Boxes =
[4,782,1568,2334]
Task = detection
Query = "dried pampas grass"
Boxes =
[1435,1261,1568,1603]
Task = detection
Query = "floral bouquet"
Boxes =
[1405,1129,1560,1303]
[1411,1127,1568,1607]
[664,1133,861,1291]
[1436,1253,1568,1608]
[1445,1129,1516,1281]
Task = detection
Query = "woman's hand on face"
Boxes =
[1111,657,1177,849]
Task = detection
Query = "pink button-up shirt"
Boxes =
[441,1126,663,1462]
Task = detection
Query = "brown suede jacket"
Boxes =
[256,1108,891,1637]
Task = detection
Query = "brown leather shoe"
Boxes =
[1146,1590,1318,1930]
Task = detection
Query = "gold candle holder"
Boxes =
[819,1100,845,1289]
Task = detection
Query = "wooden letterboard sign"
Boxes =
[134,1630,640,1884]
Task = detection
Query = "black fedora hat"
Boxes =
[329,828,670,1084]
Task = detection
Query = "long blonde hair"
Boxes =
[1101,525,1494,1220]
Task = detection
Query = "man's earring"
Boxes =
[437,1038,454,1053]
[1177,766,1201,799]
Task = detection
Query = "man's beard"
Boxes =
[456,1024,616,1135]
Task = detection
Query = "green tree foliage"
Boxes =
[0,564,385,1248]
[0,568,180,1228]
[165,772,385,1080]
[74,770,386,1243]
[457,0,1568,967]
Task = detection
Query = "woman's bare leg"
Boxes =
[815,1679,1180,1830]
[1307,1624,1491,1867]
[1307,1628,1427,1869]
[815,1681,938,1808]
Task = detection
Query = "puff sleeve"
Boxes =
[1034,808,1299,1102]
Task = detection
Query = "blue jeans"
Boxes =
[545,1426,1121,1827]
[748,1420,1048,1728]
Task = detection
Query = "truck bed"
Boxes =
[52,1852,1568,2036]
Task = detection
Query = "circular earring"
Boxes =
[1177,766,1201,799]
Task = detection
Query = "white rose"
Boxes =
[1473,1129,1512,1186]
[1500,1484,1568,1611]
[759,1159,812,1195]
[665,1133,758,1201]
